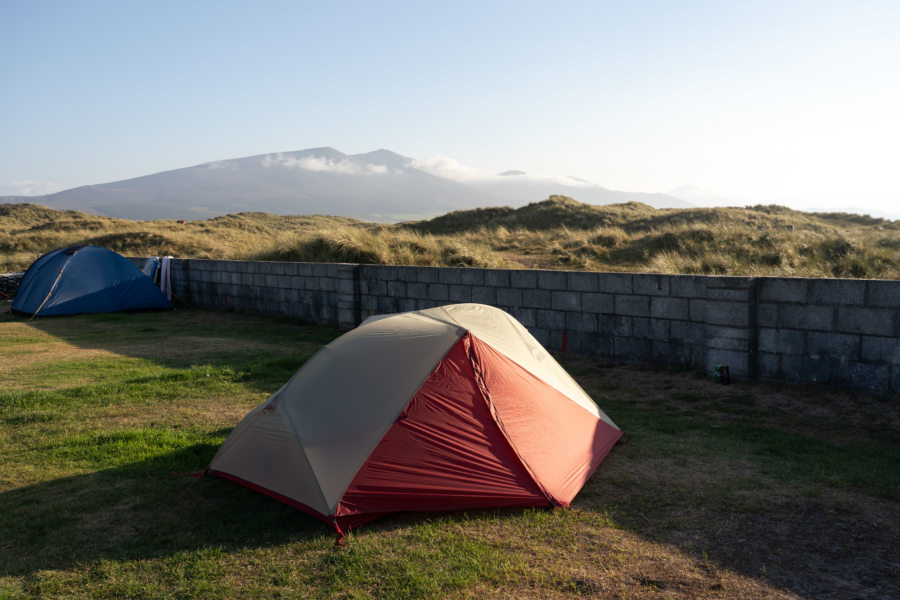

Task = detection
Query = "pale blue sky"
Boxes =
[2,1,898,215]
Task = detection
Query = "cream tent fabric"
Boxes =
[209,303,621,531]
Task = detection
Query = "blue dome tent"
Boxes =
[12,246,174,317]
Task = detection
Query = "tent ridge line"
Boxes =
[277,394,334,516]
[332,327,467,517]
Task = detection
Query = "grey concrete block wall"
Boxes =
[152,258,900,395]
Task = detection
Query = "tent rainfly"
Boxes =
[12,245,173,316]
[209,303,622,533]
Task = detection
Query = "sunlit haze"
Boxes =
[2,1,898,217]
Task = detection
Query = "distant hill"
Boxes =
[4,196,899,279]
[0,147,690,221]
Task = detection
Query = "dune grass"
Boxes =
[3,196,899,278]
[1,306,897,599]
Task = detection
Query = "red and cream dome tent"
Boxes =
[209,303,622,533]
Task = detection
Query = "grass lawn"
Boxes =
[1,305,898,599]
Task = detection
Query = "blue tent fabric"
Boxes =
[12,246,174,316]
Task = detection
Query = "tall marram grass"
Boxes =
[247,225,515,269]
[2,196,899,278]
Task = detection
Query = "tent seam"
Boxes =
[465,333,560,507]
[332,327,468,517]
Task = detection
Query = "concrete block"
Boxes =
[689,344,707,369]
[670,320,706,345]
[892,366,900,394]
[835,306,895,336]
[758,278,809,303]
[599,315,632,337]
[860,336,900,365]
[485,269,511,288]
[471,286,497,305]
[376,266,398,281]
[449,285,471,303]
[614,337,651,360]
[272,263,287,276]
[562,329,583,353]
[705,287,751,301]
[417,267,440,283]
[582,292,614,314]
[338,308,355,327]
[812,279,865,306]
[779,304,833,331]
[633,274,670,296]
[387,281,406,297]
[758,327,805,354]
[510,270,538,289]
[397,267,419,282]
[669,275,707,298]
[460,269,486,286]
[807,331,860,361]
[312,263,331,277]
[496,288,523,307]
[707,335,750,351]
[427,283,450,301]
[867,280,900,308]
[706,325,749,340]
[615,294,650,317]
[551,291,581,311]
[583,332,614,355]
[377,296,399,314]
[757,302,778,327]
[689,299,707,322]
[398,298,417,313]
[632,317,669,341]
[650,297,689,320]
[252,274,267,287]
[706,276,751,289]
[439,268,462,285]
[523,289,551,308]
[536,309,566,330]
[318,278,336,293]
[538,270,568,290]
[703,300,749,327]
[567,311,598,333]
[365,279,387,297]
[757,352,781,378]
[407,282,429,299]
[598,273,633,294]
[337,278,355,295]
[567,271,599,292]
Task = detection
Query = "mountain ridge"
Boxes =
[1,147,690,221]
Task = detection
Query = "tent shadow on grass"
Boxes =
[0,443,333,578]
[0,441,548,581]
